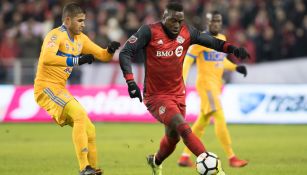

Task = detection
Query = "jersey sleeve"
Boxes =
[223,58,237,71]
[40,31,69,66]
[183,45,203,83]
[188,25,235,54]
[119,25,151,81]
[81,34,113,62]
[220,35,236,71]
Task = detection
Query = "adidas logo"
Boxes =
[157,39,163,45]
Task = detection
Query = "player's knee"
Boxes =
[71,107,88,123]
[176,123,192,137]
[168,114,185,129]
[166,127,180,140]
[73,114,86,124]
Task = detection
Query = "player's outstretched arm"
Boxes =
[188,26,250,61]
[81,34,120,62]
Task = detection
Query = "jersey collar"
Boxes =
[61,24,74,42]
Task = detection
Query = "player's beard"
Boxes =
[162,23,178,39]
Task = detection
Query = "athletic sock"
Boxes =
[182,112,210,156]
[66,100,89,171]
[155,135,179,165]
[87,122,97,168]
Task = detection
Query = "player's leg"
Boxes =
[178,111,210,167]
[213,109,248,167]
[213,109,233,157]
[154,126,180,165]
[169,114,206,157]
[151,114,207,167]
[151,113,206,170]
[84,117,98,169]
[84,118,103,174]
[148,103,206,165]
[145,95,205,174]
[64,100,93,172]
[147,126,180,175]
[35,88,97,174]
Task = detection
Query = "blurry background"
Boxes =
[1,0,307,85]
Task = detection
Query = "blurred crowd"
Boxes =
[0,0,307,82]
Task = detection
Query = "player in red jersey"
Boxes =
[119,2,249,175]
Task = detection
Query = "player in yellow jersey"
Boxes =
[178,11,248,168]
[34,3,120,175]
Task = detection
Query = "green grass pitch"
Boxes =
[1,123,307,175]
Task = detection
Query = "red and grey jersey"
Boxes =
[119,22,230,96]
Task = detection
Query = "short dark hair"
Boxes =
[62,2,85,21]
[206,10,222,21]
[166,2,183,12]
[211,10,222,16]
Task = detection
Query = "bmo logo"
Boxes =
[156,46,184,57]
[156,50,174,57]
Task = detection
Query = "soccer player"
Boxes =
[33,3,120,175]
[119,2,249,175]
[178,11,249,168]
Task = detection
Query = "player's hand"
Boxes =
[127,80,142,102]
[233,47,250,60]
[78,54,95,65]
[236,65,247,77]
[107,41,121,54]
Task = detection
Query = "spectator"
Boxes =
[1,0,307,84]
[0,29,19,65]
[0,60,6,83]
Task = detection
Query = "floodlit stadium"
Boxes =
[1,1,307,175]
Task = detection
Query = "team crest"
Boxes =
[175,46,184,57]
[50,35,57,41]
[128,35,138,43]
[159,106,166,115]
[176,35,185,44]
[46,35,57,48]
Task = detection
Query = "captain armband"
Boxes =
[66,56,79,67]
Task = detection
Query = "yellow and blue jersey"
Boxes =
[183,33,236,92]
[34,25,112,90]
[33,25,113,125]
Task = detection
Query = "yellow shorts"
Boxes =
[34,87,74,126]
[196,87,222,114]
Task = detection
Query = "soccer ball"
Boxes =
[196,152,220,175]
